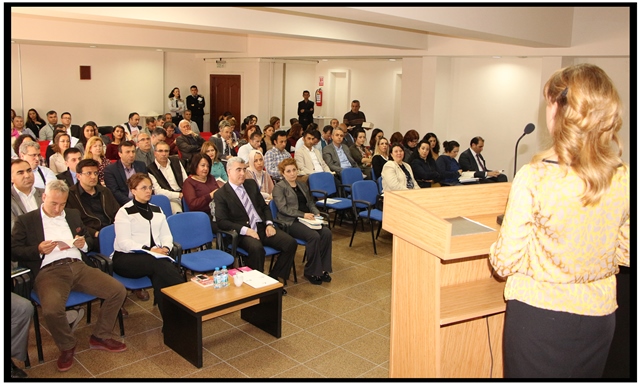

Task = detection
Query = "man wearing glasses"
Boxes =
[147,141,188,215]
[19,141,56,189]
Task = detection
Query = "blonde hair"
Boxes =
[84,136,105,159]
[534,63,624,206]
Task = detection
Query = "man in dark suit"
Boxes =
[322,127,358,178]
[104,141,147,206]
[59,111,82,139]
[56,148,83,187]
[458,136,508,183]
[214,157,297,293]
[209,124,237,164]
[10,159,44,230]
[11,180,127,372]
[297,90,314,129]
[186,85,205,133]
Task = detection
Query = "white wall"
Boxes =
[164,52,208,129]
[11,44,164,127]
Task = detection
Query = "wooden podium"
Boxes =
[383,183,511,378]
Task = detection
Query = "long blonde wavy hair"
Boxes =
[533,63,624,206]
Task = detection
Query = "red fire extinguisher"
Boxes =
[315,88,323,106]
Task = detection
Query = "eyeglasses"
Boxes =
[25,153,41,158]
[79,171,99,177]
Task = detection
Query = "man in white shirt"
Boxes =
[183,110,200,134]
[19,141,56,189]
[11,159,43,230]
[59,112,81,144]
[124,112,142,141]
[237,131,263,162]
[295,128,322,153]
[147,141,188,214]
[296,130,331,179]
[11,180,127,372]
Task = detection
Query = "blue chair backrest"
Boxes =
[167,211,213,249]
[150,194,173,217]
[370,166,377,182]
[351,180,379,209]
[182,197,190,212]
[341,167,364,190]
[308,172,338,198]
[269,199,278,220]
[377,176,383,194]
[98,224,116,256]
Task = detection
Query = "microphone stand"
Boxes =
[513,132,527,178]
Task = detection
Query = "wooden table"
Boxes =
[161,280,283,368]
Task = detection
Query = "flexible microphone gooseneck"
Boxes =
[513,123,535,178]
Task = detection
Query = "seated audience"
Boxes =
[112,173,184,323]
[320,125,333,148]
[269,116,281,131]
[182,152,220,225]
[409,140,441,188]
[48,132,72,175]
[10,293,33,378]
[141,116,156,136]
[294,127,322,153]
[322,127,358,178]
[210,122,237,164]
[272,158,332,285]
[458,136,508,183]
[11,180,127,372]
[175,119,205,168]
[402,129,420,163]
[134,132,154,166]
[262,124,275,152]
[10,159,43,230]
[12,116,37,140]
[12,134,35,160]
[382,143,421,191]
[245,149,274,202]
[150,127,166,151]
[20,141,56,189]
[56,148,82,187]
[237,131,264,162]
[201,141,228,183]
[26,108,46,139]
[123,112,142,141]
[240,115,258,144]
[148,141,188,215]
[422,132,441,161]
[84,136,111,185]
[371,136,390,180]
[163,122,180,156]
[436,140,464,186]
[105,125,127,161]
[295,129,332,179]
[349,128,373,179]
[264,130,293,183]
[286,123,303,154]
[75,123,97,155]
[182,110,199,134]
[104,141,148,206]
[389,131,404,145]
[369,128,384,151]
[338,123,355,147]
[39,110,58,141]
[214,157,297,293]
[45,125,68,166]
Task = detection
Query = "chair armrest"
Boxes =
[12,272,34,300]
[352,198,372,213]
[171,241,182,266]
[272,218,290,233]
[85,252,114,275]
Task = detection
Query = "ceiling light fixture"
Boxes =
[156,49,163,52]
[389,59,396,62]
[322,59,328,62]
[492,56,501,59]
[89,45,97,48]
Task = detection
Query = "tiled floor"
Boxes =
[18,221,393,379]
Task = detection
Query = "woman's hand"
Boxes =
[150,246,169,255]
[210,189,216,198]
[303,213,315,220]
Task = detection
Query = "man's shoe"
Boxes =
[69,308,85,332]
[282,288,287,296]
[133,289,150,301]
[10,360,28,378]
[57,346,76,372]
[321,272,332,282]
[305,274,323,285]
[89,335,127,352]
[120,307,129,317]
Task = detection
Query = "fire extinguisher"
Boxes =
[315,88,323,106]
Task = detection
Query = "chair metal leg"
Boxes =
[32,304,44,363]
[24,353,31,369]
[349,216,359,247]
[376,220,382,239]
[118,306,125,337]
[370,219,377,255]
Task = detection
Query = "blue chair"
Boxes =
[308,172,352,228]
[377,176,384,194]
[349,180,384,255]
[150,194,174,217]
[269,200,308,283]
[98,224,153,336]
[181,197,190,212]
[219,229,284,281]
[370,166,377,182]
[167,212,235,278]
[340,167,364,197]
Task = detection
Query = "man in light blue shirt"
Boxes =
[322,127,357,177]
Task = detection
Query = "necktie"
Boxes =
[476,154,486,171]
[224,141,230,156]
[237,186,260,231]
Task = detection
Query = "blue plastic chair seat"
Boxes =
[113,273,152,290]
[358,209,383,222]
[233,245,280,257]
[179,249,234,272]
[315,198,352,210]
[31,290,96,307]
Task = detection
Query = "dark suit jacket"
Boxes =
[103,160,147,206]
[10,186,44,229]
[210,135,237,160]
[214,178,273,234]
[458,148,488,179]
[56,170,76,187]
[11,208,94,278]
[70,124,82,139]
[322,142,357,175]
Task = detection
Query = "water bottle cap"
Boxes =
[214,267,220,270]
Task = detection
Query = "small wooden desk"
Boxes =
[161,280,283,368]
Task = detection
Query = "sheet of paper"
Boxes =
[138,249,176,262]
[240,270,279,289]
[324,198,341,204]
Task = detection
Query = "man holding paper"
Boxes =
[112,173,184,323]
[11,179,127,372]
[458,136,508,183]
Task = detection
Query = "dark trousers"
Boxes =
[479,174,508,183]
[112,252,184,319]
[237,222,297,280]
[34,261,126,351]
[192,116,204,133]
[503,300,615,378]
[288,221,332,276]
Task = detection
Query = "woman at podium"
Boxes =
[489,64,629,378]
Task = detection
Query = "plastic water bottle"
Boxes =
[213,267,221,289]
[221,265,229,288]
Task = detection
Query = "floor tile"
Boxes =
[306,317,370,346]
[342,331,390,365]
[226,345,298,378]
[304,347,377,378]
[269,330,338,363]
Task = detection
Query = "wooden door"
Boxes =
[210,75,241,134]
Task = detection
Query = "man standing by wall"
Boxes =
[298,90,314,130]
[186,85,206,133]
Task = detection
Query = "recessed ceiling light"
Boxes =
[156,49,163,52]
[11,40,15,43]
[322,59,328,61]
[389,59,396,62]
[492,56,501,59]
[89,45,97,48]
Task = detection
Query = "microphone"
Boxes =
[513,123,535,178]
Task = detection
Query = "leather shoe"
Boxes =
[89,335,127,352]
[57,345,76,372]
[10,360,28,378]
[321,272,332,283]
[282,288,287,296]
[133,288,150,301]
[305,274,323,285]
